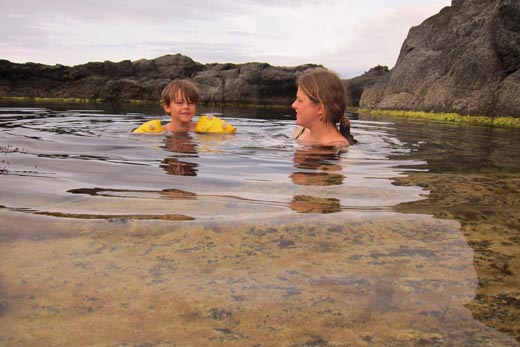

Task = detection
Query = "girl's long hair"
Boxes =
[297,68,356,144]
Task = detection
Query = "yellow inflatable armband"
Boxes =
[195,114,236,134]
[132,119,164,133]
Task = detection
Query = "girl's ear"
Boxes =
[318,102,325,114]
[317,102,326,122]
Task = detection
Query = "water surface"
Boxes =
[0,102,519,346]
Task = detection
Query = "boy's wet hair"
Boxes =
[161,79,200,106]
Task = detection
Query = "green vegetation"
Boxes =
[2,97,518,127]
[357,108,520,129]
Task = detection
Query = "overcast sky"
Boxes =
[1,0,451,78]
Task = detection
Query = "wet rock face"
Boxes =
[0,54,318,105]
[360,0,520,117]
[193,62,314,105]
[343,65,390,107]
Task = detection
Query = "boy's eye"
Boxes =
[174,100,194,106]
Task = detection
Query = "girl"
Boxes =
[292,68,356,145]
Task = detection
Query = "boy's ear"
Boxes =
[162,102,170,113]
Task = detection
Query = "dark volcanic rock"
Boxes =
[0,54,318,105]
[344,65,389,107]
[360,0,520,117]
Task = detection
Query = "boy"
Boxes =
[161,79,200,132]
[132,79,235,134]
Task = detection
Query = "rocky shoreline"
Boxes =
[0,55,318,107]
[359,0,520,118]
[0,0,519,117]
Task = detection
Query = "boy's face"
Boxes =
[163,90,197,123]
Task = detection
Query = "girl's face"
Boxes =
[163,90,196,124]
[291,87,323,128]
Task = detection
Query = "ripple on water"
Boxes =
[1,105,518,346]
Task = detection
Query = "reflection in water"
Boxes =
[290,146,346,213]
[292,145,345,171]
[68,187,197,200]
[291,146,345,186]
[1,106,519,345]
[388,125,520,342]
[290,171,344,186]
[290,195,341,213]
[160,157,198,176]
[160,133,199,176]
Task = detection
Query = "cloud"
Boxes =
[0,0,451,76]
[306,1,451,77]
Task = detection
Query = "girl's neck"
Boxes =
[307,123,343,142]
